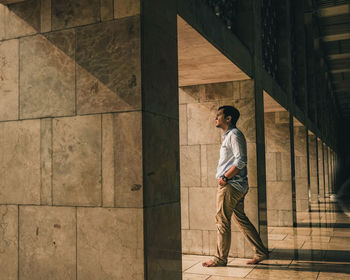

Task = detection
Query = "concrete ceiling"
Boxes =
[177,16,249,87]
[263,91,287,112]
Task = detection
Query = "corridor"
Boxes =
[182,199,350,279]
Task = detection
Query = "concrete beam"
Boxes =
[318,4,350,18]
[323,33,350,42]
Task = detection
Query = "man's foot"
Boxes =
[246,254,268,265]
[202,259,226,267]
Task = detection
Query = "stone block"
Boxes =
[20,32,75,119]
[240,79,254,99]
[0,6,5,40]
[189,188,216,230]
[244,187,259,229]
[40,0,51,32]
[19,206,76,280]
[220,98,255,117]
[144,202,182,280]
[247,142,257,187]
[180,145,201,187]
[179,104,188,145]
[202,230,210,255]
[52,115,101,206]
[296,199,309,212]
[40,118,53,205]
[0,205,18,280]
[114,0,140,18]
[76,17,141,114]
[266,181,292,211]
[142,112,180,207]
[206,144,221,187]
[77,207,144,280]
[52,0,100,29]
[281,152,291,181]
[102,114,115,207]
[187,102,220,145]
[101,0,113,21]
[295,178,308,201]
[0,39,18,121]
[3,0,40,39]
[182,229,203,254]
[200,145,208,187]
[267,209,293,227]
[237,114,256,143]
[114,112,143,207]
[204,82,233,101]
[181,187,189,229]
[179,85,204,105]
[0,120,40,204]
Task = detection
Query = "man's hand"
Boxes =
[218,177,227,187]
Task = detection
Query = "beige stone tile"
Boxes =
[0,39,18,121]
[52,0,100,29]
[101,0,113,21]
[40,0,51,32]
[246,267,318,279]
[201,145,209,187]
[142,112,180,206]
[0,205,18,280]
[181,187,189,229]
[4,0,40,39]
[240,79,254,99]
[281,152,291,181]
[77,207,144,280]
[179,85,204,105]
[0,120,40,204]
[182,260,202,271]
[206,144,221,187]
[114,0,140,18]
[203,230,210,255]
[247,143,257,187]
[20,32,75,119]
[180,145,201,187]
[19,206,76,280]
[144,202,182,279]
[189,188,216,230]
[180,104,188,145]
[233,81,240,99]
[114,112,143,207]
[266,152,277,182]
[76,17,141,115]
[268,233,288,241]
[52,115,101,206]
[0,5,5,40]
[207,276,245,280]
[182,254,212,262]
[244,187,259,229]
[185,262,253,278]
[40,118,53,205]
[317,272,350,280]
[183,273,210,279]
[267,209,293,227]
[102,114,115,207]
[187,102,221,145]
[182,229,203,255]
[266,181,293,210]
[204,82,233,101]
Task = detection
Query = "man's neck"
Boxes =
[222,125,234,133]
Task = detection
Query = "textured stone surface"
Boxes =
[76,17,141,114]
[143,112,180,206]
[206,144,221,187]
[52,0,100,29]
[247,142,257,187]
[204,82,233,101]
[114,112,143,207]
[77,207,144,280]
[187,102,220,145]
[101,0,113,21]
[180,145,201,187]
[40,0,51,32]
[20,32,75,119]
[240,79,255,99]
[3,0,40,39]
[0,205,18,280]
[189,188,216,230]
[102,114,115,207]
[0,39,18,121]
[144,202,182,280]
[19,206,76,280]
[114,0,140,18]
[179,104,188,145]
[52,115,101,206]
[182,229,203,254]
[0,120,40,204]
[179,85,204,105]
[267,181,293,211]
[40,118,53,205]
[181,187,189,229]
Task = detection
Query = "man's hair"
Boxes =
[218,105,240,126]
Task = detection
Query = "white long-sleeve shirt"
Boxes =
[216,127,249,194]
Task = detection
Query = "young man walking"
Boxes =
[202,106,269,267]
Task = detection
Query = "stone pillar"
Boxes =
[0,1,181,279]
[180,79,260,258]
[293,123,309,212]
[308,132,318,203]
[317,138,325,198]
[264,111,293,226]
[323,144,329,197]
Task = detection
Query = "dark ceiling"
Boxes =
[316,0,350,121]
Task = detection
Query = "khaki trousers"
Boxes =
[214,184,268,265]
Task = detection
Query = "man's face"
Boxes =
[215,109,225,128]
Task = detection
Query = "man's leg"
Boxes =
[232,194,269,264]
[203,185,242,267]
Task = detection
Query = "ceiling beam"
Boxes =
[318,4,350,17]
[0,0,27,4]
[323,33,350,42]
[328,53,350,60]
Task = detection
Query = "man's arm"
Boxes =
[218,165,240,186]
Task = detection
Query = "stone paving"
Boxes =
[182,200,350,279]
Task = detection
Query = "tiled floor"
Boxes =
[182,199,350,279]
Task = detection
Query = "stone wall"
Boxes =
[318,138,325,197]
[309,133,319,202]
[264,111,293,226]
[180,79,260,258]
[294,125,309,212]
[0,1,181,279]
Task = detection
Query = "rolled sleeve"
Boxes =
[229,132,247,170]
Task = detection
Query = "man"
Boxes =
[202,105,268,267]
